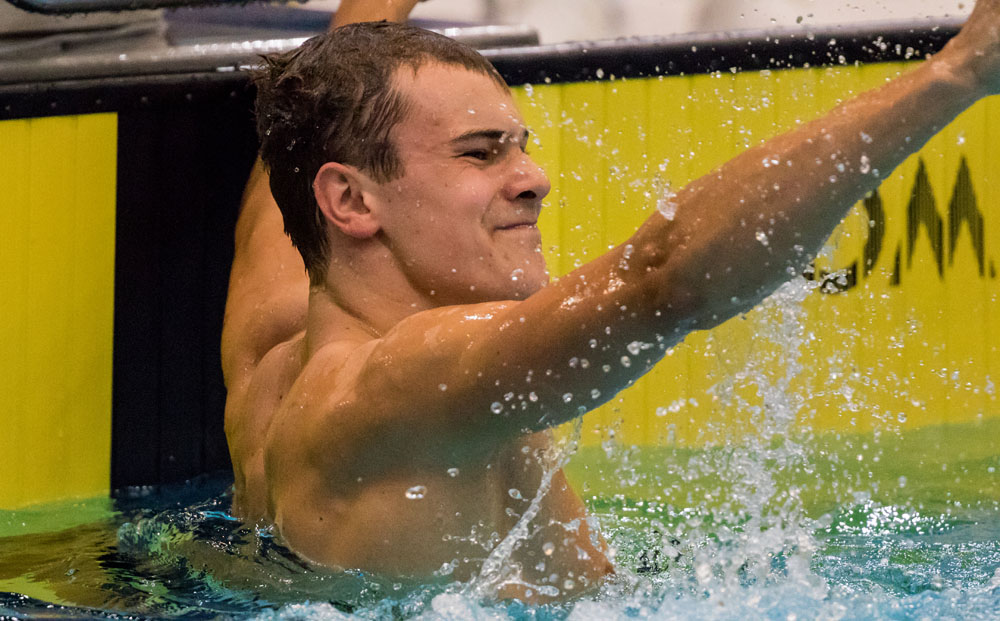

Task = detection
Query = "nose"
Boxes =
[504,152,551,204]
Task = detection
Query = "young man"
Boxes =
[222,0,1000,601]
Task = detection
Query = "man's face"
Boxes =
[372,63,551,306]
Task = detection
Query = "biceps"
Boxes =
[222,163,309,385]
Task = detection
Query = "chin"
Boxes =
[444,257,549,304]
[508,264,549,300]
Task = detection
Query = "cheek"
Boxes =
[448,170,496,207]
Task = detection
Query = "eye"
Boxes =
[461,148,500,162]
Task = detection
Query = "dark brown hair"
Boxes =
[255,21,507,284]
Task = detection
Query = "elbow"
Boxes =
[629,239,708,334]
[634,239,763,334]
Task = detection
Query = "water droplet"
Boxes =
[438,383,447,391]
[590,388,601,399]
[626,341,642,356]
[528,391,539,402]
[562,393,573,403]
[508,488,523,500]
[860,131,873,144]
[595,68,605,79]
[405,485,427,500]
[897,412,907,423]
[859,154,871,174]
[620,356,631,368]
[542,542,555,556]
[695,560,712,583]
[510,268,524,281]
[655,407,668,417]
[447,468,459,477]
[569,357,579,368]
[656,188,679,221]
[490,402,503,414]
[756,230,769,246]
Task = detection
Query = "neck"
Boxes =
[304,245,434,357]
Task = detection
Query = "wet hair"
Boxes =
[254,21,508,284]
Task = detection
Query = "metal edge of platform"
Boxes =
[0,17,965,88]
[0,23,539,85]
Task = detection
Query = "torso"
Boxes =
[225,334,613,602]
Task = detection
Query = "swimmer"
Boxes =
[222,0,1000,602]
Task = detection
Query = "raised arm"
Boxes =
[322,1,1000,459]
[634,16,995,325]
[331,0,421,28]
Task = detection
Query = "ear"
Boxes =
[313,162,381,239]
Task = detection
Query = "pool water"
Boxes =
[1,419,998,620]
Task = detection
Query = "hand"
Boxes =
[332,0,421,28]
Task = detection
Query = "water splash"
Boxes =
[467,418,584,600]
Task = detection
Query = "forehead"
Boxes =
[391,63,524,142]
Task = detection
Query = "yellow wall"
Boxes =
[0,114,117,508]
[3,62,996,507]
[512,63,1000,448]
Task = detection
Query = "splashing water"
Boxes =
[466,418,585,601]
[2,283,999,620]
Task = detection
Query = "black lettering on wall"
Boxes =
[800,156,989,292]
[947,156,985,275]
[808,190,882,294]
[891,244,902,286]
[906,159,945,278]
[863,189,886,277]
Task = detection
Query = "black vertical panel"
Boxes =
[157,108,207,483]
[112,87,258,490]
[113,112,164,487]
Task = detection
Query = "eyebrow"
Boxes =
[450,128,531,148]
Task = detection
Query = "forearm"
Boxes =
[635,51,979,326]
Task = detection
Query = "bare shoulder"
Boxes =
[262,301,524,479]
